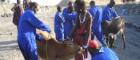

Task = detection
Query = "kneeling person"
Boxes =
[88,40,119,60]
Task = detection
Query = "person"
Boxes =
[102,0,118,21]
[69,0,92,59]
[23,0,31,10]
[18,2,51,60]
[11,2,23,26]
[54,6,65,42]
[88,1,106,46]
[88,40,119,60]
[63,1,77,39]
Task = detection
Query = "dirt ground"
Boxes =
[0,2,140,60]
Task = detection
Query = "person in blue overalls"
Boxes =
[18,2,51,60]
[88,40,119,60]
[54,6,65,42]
[63,1,77,39]
[88,1,106,46]
[102,0,118,21]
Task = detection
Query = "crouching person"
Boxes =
[17,2,51,60]
[88,40,119,60]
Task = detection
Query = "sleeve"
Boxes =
[88,8,95,17]
[72,13,77,26]
[58,14,65,23]
[28,12,51,33]
[69,17,79,38]
[36,33,45,41]
[62,8,69,20]
[102,8,111,21]
[112,8,118,17]
[62,8,67,14]
[96,8,103,22]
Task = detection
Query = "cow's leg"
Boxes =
[105,34,109,46]
[122,32,126,49]
[121,25,126,49]
[109,34,116,48]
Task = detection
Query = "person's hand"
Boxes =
[49,32,55,40]
[37,30,51,40]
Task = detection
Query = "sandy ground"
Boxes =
[0,2,140,60]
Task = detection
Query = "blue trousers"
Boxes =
[55,31,64,42]
[18,42,38,60]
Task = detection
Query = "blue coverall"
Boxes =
[88,6,106,46]
[91,47,119,60]
[102,5,118,21]
[63,8,77,39]
[18,9,51,60]
[54,11,65,42]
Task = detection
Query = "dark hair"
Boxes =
[57,5,61,12]
[75,0,85,9]
[68,1,73,6]
[109,0,115,7]
[90,1,95,6]
[110,0,115,4]
[29,2,38,9]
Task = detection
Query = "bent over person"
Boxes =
[69,0,92,60]
[18,2,51,60]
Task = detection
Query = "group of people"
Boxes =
[12,0,119,60]
[54,1,77,42]
[54,0,118,46]
[55,0,119,60]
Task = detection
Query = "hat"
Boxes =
[88,40,100,49]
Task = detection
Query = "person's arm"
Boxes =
[72,13,77,26]
[58,13,65,23]
[11,6,15,12]
[68,17,79,39]
[36,33,45,41]
[102,8,111,21]
[18,6,23,16]
[28,12,51,33]
[112,7,118,17]
[84,13,92,44]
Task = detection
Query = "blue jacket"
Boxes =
[63,8,77,38]
[88,6,103,33]
[18,9,51,60]
[54,11,65,41]
[88,6,106,46]
[102,5,118,21]
[91,47,119,60]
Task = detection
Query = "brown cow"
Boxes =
[36,31,80,60]
[102,16,126,48]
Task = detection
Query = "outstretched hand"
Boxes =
[37,30,55,41]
